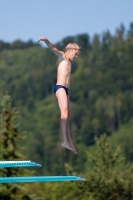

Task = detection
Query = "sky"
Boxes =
[0,0,133,46]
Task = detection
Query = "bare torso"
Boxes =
[56,54,71,88]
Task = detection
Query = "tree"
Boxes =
[82,134,133,200]
[92,34,100,50]
[0,95,33,200]
[128,22,133,38]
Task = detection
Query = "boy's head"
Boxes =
[65,43,81,60]
[65,43,81,52]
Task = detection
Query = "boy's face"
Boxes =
[69,49,80,60]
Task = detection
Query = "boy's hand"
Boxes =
[38,37,47,42]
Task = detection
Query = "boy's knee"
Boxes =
[61,110,69,119]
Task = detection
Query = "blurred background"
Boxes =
[0,1,133,199]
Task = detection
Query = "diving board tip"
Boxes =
[0,160,42,168]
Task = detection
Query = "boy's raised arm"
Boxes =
[38,37,63,57]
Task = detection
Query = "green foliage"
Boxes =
[83,134,133,200]
[0,95,33,200]
[109,118,133,162]
[0,39,40,52]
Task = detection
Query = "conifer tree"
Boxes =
[0,95,33,200]
[83,134,133,200]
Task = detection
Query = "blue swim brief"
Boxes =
[54,85,68,95]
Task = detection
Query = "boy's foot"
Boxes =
[61,143,77,154]
[71,148,77,154]
[69,143,77,154]
[61,142,72,150]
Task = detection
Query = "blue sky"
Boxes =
[0,0,133,46]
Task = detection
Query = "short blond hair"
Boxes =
[65,43,81,51]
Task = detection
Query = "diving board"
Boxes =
[0,160,86,183]
[0,176,85,183]
[0,160,42,168]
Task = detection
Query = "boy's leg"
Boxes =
[67,97,77,153]
[55,88,76,153]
